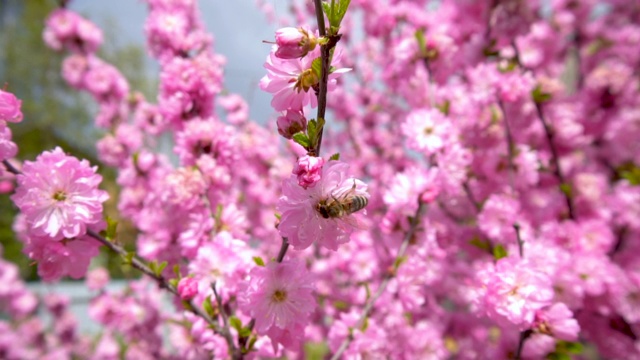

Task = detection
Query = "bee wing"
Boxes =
[338,212,369,231]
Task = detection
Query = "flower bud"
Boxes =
[177,277,198,301]
[274,27,317,59]
[293,155,324,189]
[277,110,307,139]
[0,89,23,123]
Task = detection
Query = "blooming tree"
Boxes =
[1,0,640,359]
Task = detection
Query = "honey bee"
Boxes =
[316,181,368,219]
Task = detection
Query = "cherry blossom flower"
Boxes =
[277,160,369,250]
[238,259,315,351]
[0,89,23,123]
[260,46,349,111]
[11,147,109,240]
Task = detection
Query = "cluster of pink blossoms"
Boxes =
[0,89,22,162]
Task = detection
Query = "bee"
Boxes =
[316,181,368,219]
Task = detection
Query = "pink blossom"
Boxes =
[23,232,102,282]
[277,160,369,250]
[274,27,317,59]
[292,155,324,189]
[0,89,23,123]
[402,109,454,155]
[177,277,198,301]
[173,117,238,167]
[238,259,315,351]
[276,110,307,139]
[476,256,554,329]
[523,303,580,358]
[260,46,349,111]
[0,123,17,161]
[11,147,109,240]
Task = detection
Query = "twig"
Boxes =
[86,229,244,358]
[211,282,239,356]
[513,223,524,258]
[2,159,20,175]
[329,199,426,360]
[514,329,532,360]
[276,237,289,263]
[463,181,482,212]
[510,42,576,220]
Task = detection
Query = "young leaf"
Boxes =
[105,216,118,241]
[307,119,318,143]
[311,57,323,78]
[329,153,340,161]
[492,244,508,260]
[203,296,215,318]
[293,132,311,149]
[229,316,243,332]
[532,84,552,104]
[253,256,265,267]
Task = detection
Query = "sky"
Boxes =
[71,0,288,123]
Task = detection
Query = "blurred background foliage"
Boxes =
[0,0,154,281]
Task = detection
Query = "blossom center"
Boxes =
[272,289,288,303]
[52,190,67,202]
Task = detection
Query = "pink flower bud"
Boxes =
[277,110,307,139]
[293,155,325,189]
[274,27,317,59]
[177,277,198,301]
[0,90,23,123]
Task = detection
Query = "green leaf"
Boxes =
[304,341,330,360]
[547,353,571,360]
[168,278,178,288]
[415,29,427,57]
[360,316,369,332]
[436,100,450,115]
[247,336,258,352]
[229,316,243,332]
[619,164,640,186]
[469,236,490,251]
[492,244,508,260]
[122,252,135,265]
[274,213,281,221]
[311,57,323,78]
[203,296,215,318]
[293,132,311,149]
[173,264,181,278]
[322,2,331,23]
[393,255,408,270]
[561,341,584,354]
[307,119,318,144]
[105,216,118,241]
[532,84,552,104]
[559,183,573,198]
[157,261,168,275]
[333,300,348,310]
[253,256,265,267]
[337,0,351,20]
[239,327,252,338]
[329,153,340,161]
